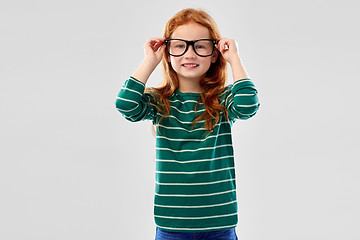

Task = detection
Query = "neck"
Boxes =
[177,76,203,93]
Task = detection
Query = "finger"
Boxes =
[219,39,228,52]
[223,39,231,48]
[147,37,165,45]
[155,43,163,52]
[158,44,166,54]
[216,40,222,52]
[215,42,220,50]
[215,39,222,50]
[155,37,166,44]
[155,38,167,51]
[219,40,228,53]
[147,39,164,52]
[148,39,161,48]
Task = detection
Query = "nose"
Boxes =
[183,45,196,58]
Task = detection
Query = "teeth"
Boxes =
[183,64,198,67]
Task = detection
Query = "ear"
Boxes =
[211,50,219,63]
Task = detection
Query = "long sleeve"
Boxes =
[115,76,158,122]
[224,78,260,121]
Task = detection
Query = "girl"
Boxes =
[115,8,259,240]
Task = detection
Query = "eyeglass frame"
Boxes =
[164,39,218,57]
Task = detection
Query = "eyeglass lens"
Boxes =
[167,40,214,57]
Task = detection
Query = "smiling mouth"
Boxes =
[182,64,199,67]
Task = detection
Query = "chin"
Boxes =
[179,72,207,80]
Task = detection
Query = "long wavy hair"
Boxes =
[146,8,229,132]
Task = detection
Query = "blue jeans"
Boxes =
[155,227,238,240]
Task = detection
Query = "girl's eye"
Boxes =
[175,44,186,49]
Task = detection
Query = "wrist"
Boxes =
[228,55,241,66]
[132,58,158,85]
[229,56,250,80]
[143,57,159,71]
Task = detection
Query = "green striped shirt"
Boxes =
[115,76,259,232]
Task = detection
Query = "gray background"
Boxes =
[1,0,359,239]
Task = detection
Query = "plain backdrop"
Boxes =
[1,0,359,239]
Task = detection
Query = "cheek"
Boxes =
[200,58,212,69]
[170,57,182,70]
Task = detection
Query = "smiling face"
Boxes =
[168,22,218,89]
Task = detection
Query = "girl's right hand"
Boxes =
[143,37,166,67]
[131,37,166,84]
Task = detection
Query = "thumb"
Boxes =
[157,44,166,54]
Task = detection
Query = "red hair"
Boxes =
[146,8,228,132]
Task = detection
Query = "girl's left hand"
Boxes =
[216,38,240,64]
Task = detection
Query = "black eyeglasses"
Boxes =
[164,39,218,57]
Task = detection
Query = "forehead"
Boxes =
[171,22,211,40]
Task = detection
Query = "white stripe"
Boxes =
[129,116,140,121]
[116,97,138,105]
[117,105,147,119]
[157,124,208,132]
[235,112,253,116]
[115,107,137,113]
[156,155,234,164]
[127,106,147,119]
[156,224,237,232]
[219,81,254,105]
[129,77,145,86]
[154,200,237,209]
[156,113,207,125]
[156,144,233,153]
[159,121,229,132]
[234,79,252,85]
[234,93,255,97]
[225,92,233,102]
[156,166,234,175]
[170,105,206,114]
[156,118,230,133]
[170,99,201,104]
[156,133,231,142]
[121,87,142,96]
[170,96,226,105]
[230,106,253,116]
[155,189,236,197]
[156,178,235,186]
[219,88,230,97]
[155,212,237,220]
[236,103,259,107]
